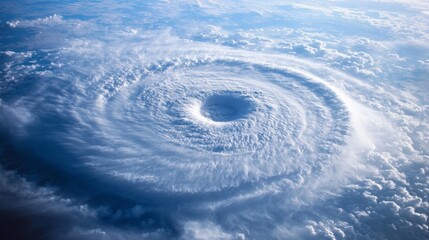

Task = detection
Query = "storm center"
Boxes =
[200,94,252,122]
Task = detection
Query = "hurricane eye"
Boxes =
[200,94,253,122]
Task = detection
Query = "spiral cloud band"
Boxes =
[41,49,356,196]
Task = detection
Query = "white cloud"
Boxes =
[1,0,428,239]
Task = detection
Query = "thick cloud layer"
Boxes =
[0,1,428,239]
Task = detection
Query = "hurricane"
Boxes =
[1,1,428,240]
